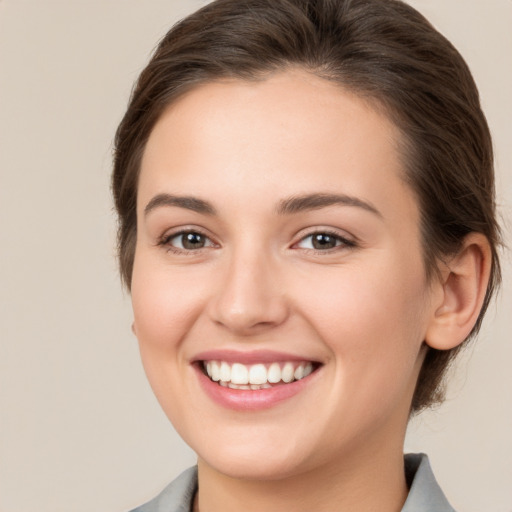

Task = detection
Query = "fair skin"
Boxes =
[131,70,491,512]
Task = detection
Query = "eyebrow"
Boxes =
[276,193,382,218]
[144,193,217,216]
[143,192,382,218]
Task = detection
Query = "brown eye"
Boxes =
[296,231,355,251]
[311,233,338,249]
[167,231,214,250]
[182,232,206,249]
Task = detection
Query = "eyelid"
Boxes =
[157,226,219,252]
[292,228,357,251]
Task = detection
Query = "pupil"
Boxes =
[312,233,336,249]
[183,232,204,249]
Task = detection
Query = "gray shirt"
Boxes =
[130,453,455,512]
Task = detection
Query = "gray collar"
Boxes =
[129,466,197,512]
[130,453,455,512]
[402,453,455,512]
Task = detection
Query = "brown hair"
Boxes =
[112,0,501,412]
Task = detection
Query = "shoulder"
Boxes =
[128,466,198,512]
[402,453,456,512]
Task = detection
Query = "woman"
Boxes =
[112,0,501,510]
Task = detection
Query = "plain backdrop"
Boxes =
[0,1,511,511]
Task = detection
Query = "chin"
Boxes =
[192,432,312,481]
[200,450,308,481]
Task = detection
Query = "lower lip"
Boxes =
[194,365,316,411]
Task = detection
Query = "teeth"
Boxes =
[294,365,304,380]
[251,383,272,390]
[211,361,220,381]
[219,361,231,382]
[204,360,315,387]
[231,363,249,384]
[267,362,281,383]
[249,364,267,385]
[281,363,294,383]
[228,383,250,390]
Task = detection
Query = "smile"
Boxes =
[194,351,322,410]
[203,361,314,390]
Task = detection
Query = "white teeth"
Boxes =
[267,362,281,383]
[231,363,249,384]
[281,362,294,383]
[250,383,272,390]
[210,361,220,381]
[294,365,304,380]
[249,364,267,385]
[228,383,250,390]
[204,360,316,387]
[219,361,231,382]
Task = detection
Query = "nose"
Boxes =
[208,250,289,335]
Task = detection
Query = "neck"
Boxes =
[194,438,408,512]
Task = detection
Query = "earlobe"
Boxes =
[425,233,492,350]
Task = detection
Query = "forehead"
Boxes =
[144,69,401,160]
[139,69,417,223]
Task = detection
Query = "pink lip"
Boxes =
[193,357,320,411]
[192,349,317,365]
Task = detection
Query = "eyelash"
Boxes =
[158,229,216,255]
[157,229,356,255]
[294,230,356,253]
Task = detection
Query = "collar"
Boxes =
[129,453,455,512]
[402,453,455,511]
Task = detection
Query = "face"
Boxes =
[132,70,439,480]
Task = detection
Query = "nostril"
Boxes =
[209,300,290,334]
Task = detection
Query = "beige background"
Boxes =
[0,1,510,511]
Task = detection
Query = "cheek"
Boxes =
[130,254,206,426]
[302,258,425,333]
[295,255,428,387]
[130,252,208,356]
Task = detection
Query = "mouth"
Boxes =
[200,360,318,390]
[193,350,322,410]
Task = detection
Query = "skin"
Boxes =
[131,69,483,512]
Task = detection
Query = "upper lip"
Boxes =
[191,349,321,365]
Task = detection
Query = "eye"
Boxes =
[164,231,215,251]
[295,231,354,251]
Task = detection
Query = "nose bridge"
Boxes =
[209,242,288,333]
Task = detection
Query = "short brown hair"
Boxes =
[112,0,501,412]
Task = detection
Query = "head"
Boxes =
[113,0,500,416]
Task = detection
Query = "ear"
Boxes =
[131,322,137,336]
[425,233,492,350]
